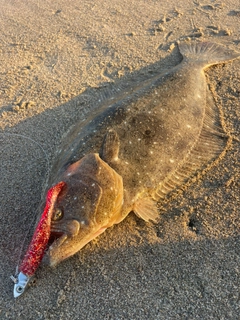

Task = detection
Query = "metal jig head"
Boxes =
[11,272,30,298]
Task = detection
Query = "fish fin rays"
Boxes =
[99,129,120,163]
[178,41,240,68]
[153,90,229,202]
[133,197,159,222]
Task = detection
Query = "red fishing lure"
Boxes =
[12,181,66,297]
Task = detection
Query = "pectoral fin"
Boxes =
[99,129,120,163]
[133,197,159,222]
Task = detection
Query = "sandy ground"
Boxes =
[0,0,240,319]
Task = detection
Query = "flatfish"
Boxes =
[43,41,239,267]
[13,42,239,292]
[13,40,240,297]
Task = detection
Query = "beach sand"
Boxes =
[0,1,239,319]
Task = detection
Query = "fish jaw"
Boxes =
[50,219,80,237]
[46,225,107,267]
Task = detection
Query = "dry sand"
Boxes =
[0,0,240,319]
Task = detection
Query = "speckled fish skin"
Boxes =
[44,41,240,266]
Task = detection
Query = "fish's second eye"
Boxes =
[53,208,63,221]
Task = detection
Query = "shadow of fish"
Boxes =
[44,41,239,267]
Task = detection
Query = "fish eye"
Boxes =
[53,208,63,221]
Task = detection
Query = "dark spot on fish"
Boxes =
[145,129,151,136]
[179,103,187,111]
[112,107,126,124]
[176,139,188,152]
[192,106,202,118]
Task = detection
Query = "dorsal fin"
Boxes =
[152,89,229,202]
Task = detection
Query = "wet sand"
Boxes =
[0,1,239,319]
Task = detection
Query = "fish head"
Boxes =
[46,153,124,266]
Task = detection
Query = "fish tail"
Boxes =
[178,41,240,68]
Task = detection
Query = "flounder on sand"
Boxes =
[13,41,240,297]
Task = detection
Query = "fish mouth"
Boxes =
[48,233,69,253]
[44,219,80,266]
[48,231,66,248]
[45,223,108,267]
[50,219,80,237]
[44,233,69,267]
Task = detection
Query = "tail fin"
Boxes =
[178,41,240,68]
